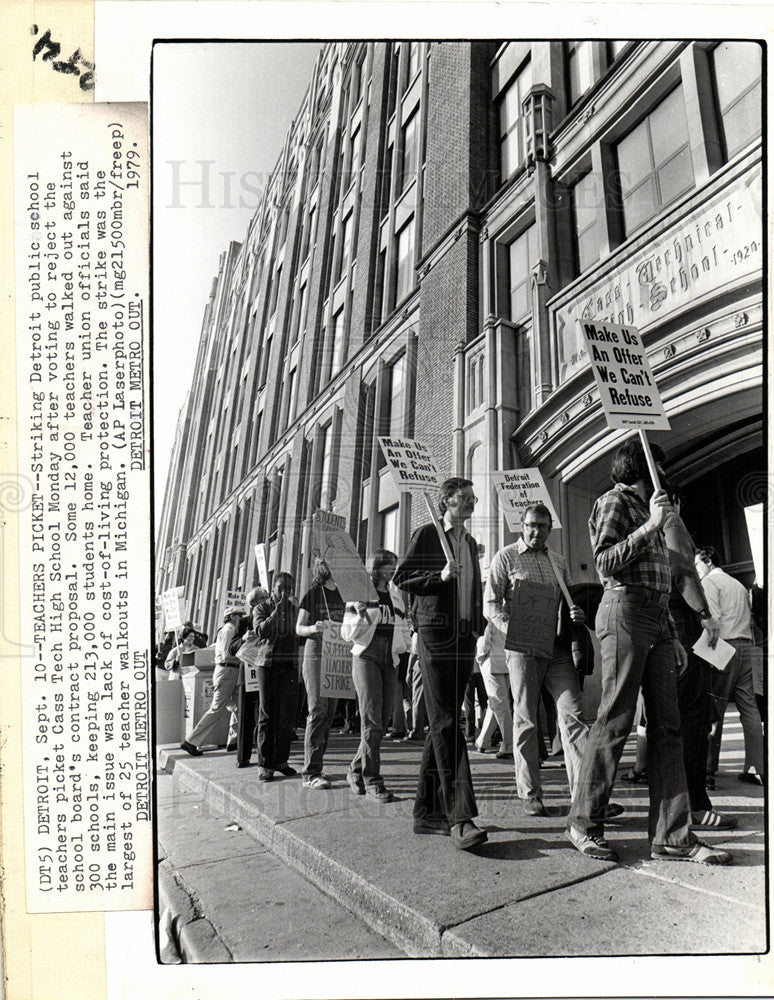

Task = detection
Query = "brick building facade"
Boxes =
[156,40,763,644]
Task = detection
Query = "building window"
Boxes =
[337,212,354,283]
[497,59,532,182]
[394,216,415,304]
[406,41,421,86]
[330,307,347,379]
[350,55,363,106]
[388,354,405,435]
[398,109,419,192]
[259,333,273,388]
[319,422,334,510]
[291,282,307,343]
[467,354,485,412]
[572,171,603,274]
[286,366,298,424]
[348,125,361,187]
[268,263,282,315]
[711,41,762,159]
[508,225,534,322]
[566,41,595,106]
[380,504,399,552]
[616,84,694,237]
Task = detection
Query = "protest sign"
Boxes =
[254,542,270,589]
[492,469,562,532]
[377,436,444,493]
[312,509,376,603]
[241,661,261,693]
[320,622,355,700]
[579,320,670,432]
[161,587,186,631]
[377,437,453,561]
[504,579,558,659]
[222,589,248,617]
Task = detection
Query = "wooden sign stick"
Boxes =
[423,491,455,563]
[638,429,662,492]
[545,547,574,608]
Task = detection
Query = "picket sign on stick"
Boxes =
[423,491,454,563]
[638,429,662,492]
[376,436,453,562]
[545,547,574,609]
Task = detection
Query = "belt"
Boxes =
[608,584,670,606]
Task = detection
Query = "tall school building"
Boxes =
[155,40,763,645]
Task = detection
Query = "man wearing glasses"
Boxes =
[485,504,594,818]
[393,477,487,851]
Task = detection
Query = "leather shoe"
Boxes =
[451,821,487,851]
[276,763,297,777]
[346,770,365,795]
[180,741,202,757]
[226,741,237,752]
[524,798,548,817]
[602,802,625,820]
[258,767,274,781]
[237,761,252,769]
[413,818,451,836]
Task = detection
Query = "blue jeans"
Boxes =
[302,639,337,776]
[413,627,478,826]
[349,633,395,785]
[567,589,694,847]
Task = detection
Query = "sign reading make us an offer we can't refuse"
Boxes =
[579,320,670,431]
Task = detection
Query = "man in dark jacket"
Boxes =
[393,477,487,851]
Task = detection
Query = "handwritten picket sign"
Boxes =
[319,621,355,700]
[312,509,376,603]
[161,587,186,631]
[504,579,558,659]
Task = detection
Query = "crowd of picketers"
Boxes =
[156,437,765,860]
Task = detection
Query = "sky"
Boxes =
[152,41,323,516]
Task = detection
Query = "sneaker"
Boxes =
[275,763,297,777]
[691,809,738,830]
[346,770,365,795]
[651,840,733,865]
[566,825,617,861]
[258,768,274,781]
[180,741,203,757]
[303,774,332,790]
[366,783,394,802]
[524,798,548,817]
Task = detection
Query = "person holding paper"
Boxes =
[296,558,346,789]
[695,546,764,787]
[393,477,488,851]
[247,573,300,780]
[565,439,732,866]
[341,549,410,801]
[484,504,594,816]
[180,606,245,757]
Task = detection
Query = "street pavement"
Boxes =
[156,710,765,962]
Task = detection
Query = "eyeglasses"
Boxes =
[523,521,551,532]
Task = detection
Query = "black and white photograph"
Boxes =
[151,36,766,967]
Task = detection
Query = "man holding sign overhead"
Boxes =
[393,478,487,851]
[566,439,732,866]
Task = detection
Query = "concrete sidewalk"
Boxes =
[156,712,766,960]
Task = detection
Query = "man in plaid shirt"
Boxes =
[566,439,733,866]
